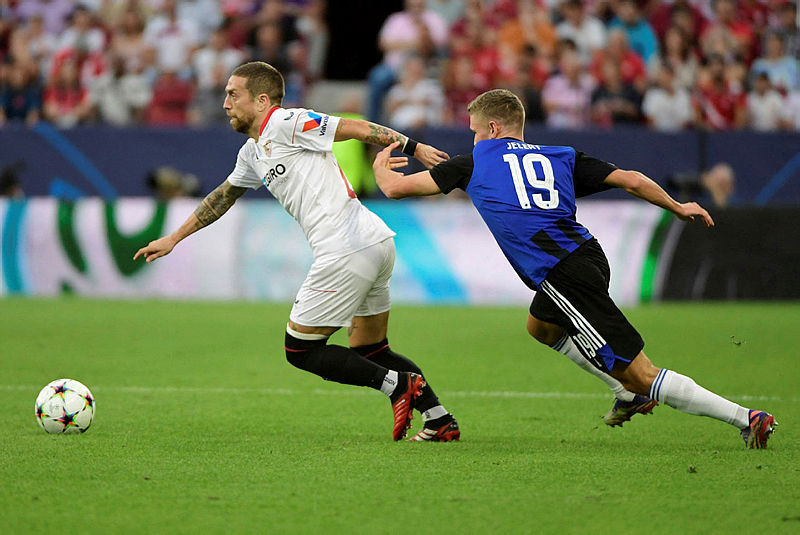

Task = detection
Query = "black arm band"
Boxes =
[402,138,418,157]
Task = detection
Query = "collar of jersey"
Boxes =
[259,106,281,136]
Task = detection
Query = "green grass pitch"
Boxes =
[1,298,798,533]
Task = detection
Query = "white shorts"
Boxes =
[289,238,395,328]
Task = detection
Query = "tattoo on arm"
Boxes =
[193,182,247,229]
[364,123,406,147]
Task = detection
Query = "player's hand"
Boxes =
[675,202,714,227]
[133,236,177,263]
[374,142,408,173]
[414,143,450,169]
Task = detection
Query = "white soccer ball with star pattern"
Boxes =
[35,379,95,434]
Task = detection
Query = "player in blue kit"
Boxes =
[372,89,777,448]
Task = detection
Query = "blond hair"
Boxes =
[231,61,285,105]
[467,89,525,131]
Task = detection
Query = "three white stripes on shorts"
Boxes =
[540,280,606,351]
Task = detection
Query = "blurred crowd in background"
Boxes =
[1,0,800,133]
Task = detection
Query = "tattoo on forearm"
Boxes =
[193,184,245,229]
[364,123,405,147]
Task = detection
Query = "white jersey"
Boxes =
[226,106,395,262]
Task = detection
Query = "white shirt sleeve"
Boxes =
[225,142,263,190]
[274,108,341,153]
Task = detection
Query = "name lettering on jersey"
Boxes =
[302,112,323,132]
[261,163,287,188]
[506,141,540,151]
[318,115,329,136]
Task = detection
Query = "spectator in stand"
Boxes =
[746,72,786,132]
[649,0,707,43]
[642,63,693,131]
[9,14,58,79]
[450,0,498,54]
[451,11,506,93]
[750,31,800,93]
[294,0,329,81]
[498,0,557,62]
[12,0,75,35]
[248,0,299,52]
[385,54,445,130]
[89,54,151,126]
[590,57,643,128]
[191,25,244,125]
[0,60,42,126]
[55,5,104,55]
[146,69,194,125]
[700,0,756,64]
[555,0,607,64]
[669,4,704,53]
[701,162,736,208]
[427,0,465,28]
[542,48,594,129]
[282,40,309,107]
[656,25,699,91]
[366,0,448,123]
[109,8,148,72]
[772,1,800,60]
[42,56,92,127]
[737,0,769,50]
[784,88,800,131]
[249,21,290,75]
[516,44,550,125]
[591,29,648,93]
[143,0,201,78]
[693,54,747,130]
[608,0,659,66]
[176,0,222,42]
[442,55,482,126]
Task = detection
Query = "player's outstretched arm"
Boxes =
[334,117,449,169]
[133,180,247,263]
[373,142,442,199]
[605,169,715,227]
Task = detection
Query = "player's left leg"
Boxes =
[611,353,777,448]
[285,243,425,440]
[349,312,459,442]
[347,238,458,442]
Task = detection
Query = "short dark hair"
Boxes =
[231,61,284,104]
[467,89,525,131]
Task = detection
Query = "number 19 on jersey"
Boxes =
[502,153,560,210]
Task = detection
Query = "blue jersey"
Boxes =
[430,139,616,288]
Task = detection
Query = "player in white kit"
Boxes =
[134,62,460,442]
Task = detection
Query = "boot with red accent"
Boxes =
[389,372,425,441]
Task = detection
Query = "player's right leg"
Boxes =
[611,353,777,449]
[526,313,638,403]
[534,239,661,426]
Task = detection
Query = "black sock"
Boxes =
[285,332,387,390]
[352,339,443,414]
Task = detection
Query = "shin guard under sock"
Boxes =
[285,330,387,390]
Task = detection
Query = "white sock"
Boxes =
[551,335,635,401]
[649,369,750,428]
[380,370,398,396]
[421,405,448,423]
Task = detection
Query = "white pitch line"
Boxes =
[1,384,795,403]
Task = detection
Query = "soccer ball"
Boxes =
[35,379,95,434]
